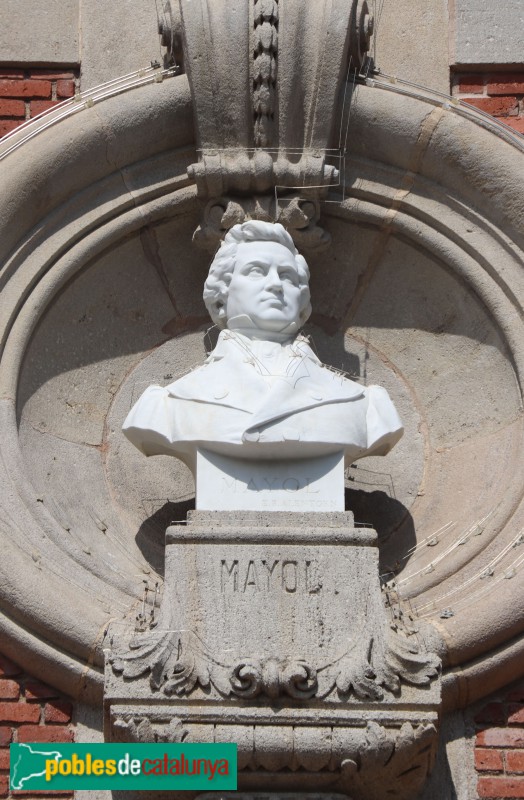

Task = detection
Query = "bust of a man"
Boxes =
[123,221,403,484]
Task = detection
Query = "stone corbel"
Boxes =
[165,0,374,249]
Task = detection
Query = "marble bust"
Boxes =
[123,221,403,490]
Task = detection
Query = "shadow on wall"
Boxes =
[135,492,416,581]
[346,488,416,580]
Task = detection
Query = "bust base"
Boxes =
[195,448,345,512]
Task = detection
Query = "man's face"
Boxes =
[226,241,307,333]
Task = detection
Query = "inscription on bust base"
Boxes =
[196,448,344,512]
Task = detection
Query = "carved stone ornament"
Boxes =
[193,195,332,253]
[110,615,439,702]
[106,714,439,800]
[164,0,375,249]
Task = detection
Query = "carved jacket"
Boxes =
[123,330,403,471]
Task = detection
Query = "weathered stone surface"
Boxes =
[80,0,163,89]
[0,0,79,65]
[453,0,524,65]
[373,0,449,92]
[106,512,440,799]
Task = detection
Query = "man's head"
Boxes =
[203,221,312,334]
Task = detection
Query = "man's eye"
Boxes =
[247,266,265,276]
[281,272,297,284]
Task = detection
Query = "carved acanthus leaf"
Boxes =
[111,626,319,700]
[374,628,441,693]
[316,630,440,700]
[113,716,188,744]
[341,721,438,800]
[110,614,439,701]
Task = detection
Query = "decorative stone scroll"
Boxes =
[193,195,332,253]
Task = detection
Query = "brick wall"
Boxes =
[475,680,524,799]
[452,71,524,135]
[0,654,75,798]
[0,68,79,138]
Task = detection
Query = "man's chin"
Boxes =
[253,315,296,332]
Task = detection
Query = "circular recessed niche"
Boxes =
[2,75,524,704]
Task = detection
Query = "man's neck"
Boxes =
[226,326,296,344]
[226,314,299,344]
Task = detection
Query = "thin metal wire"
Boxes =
[361,73,524,150]
[0,66,180,162]
[413,528,524,615]
[395,507,498,587]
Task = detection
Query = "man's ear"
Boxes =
[215,297,228,323]
[299,287,312,324]
[300,287,311,309]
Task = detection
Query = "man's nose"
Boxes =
[265,266,283,291]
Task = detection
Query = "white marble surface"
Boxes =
[196,448,345,512]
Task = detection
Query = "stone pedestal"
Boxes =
[105,512,441,800]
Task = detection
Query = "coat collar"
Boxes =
[166,330,365,426]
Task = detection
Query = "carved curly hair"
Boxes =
[203,221,312,329]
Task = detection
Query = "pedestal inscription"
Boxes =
[196,449,345,512]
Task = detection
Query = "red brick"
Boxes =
[458,74,485,94]
[478,776,524,798]
[477,728,524,748]
[10,792,74,797]
[508,704,524,725]
[44,701,72,724]
[0,119,21,137]
[507,750,524,773]
[0,775,8,798]
[0,98,25,117]
[0,656,21,678]
[0,680,20,701]
[503,117,524,134]
[0,727,11,747]
[0,750,8,771]
[0,79,51,98]
[507,685,524,703]
[17,725,73,743]
[56,80,75,99]
[476,703,507,726]
[475,748,504,771]
[24,682,59,702]
[30,100,60,116]
[0,703,40,724]
[29,70,76,80]
[487,74,524,95]
[463,96,518,116]
[0,69,25,79]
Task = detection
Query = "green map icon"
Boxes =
[10,743,62,790]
